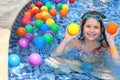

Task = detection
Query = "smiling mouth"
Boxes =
[87,33,96,37]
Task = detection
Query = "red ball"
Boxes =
[36,1,42,8]
[69,0,74,3]
[27,9,33,16]
[33,9,40,15]
[21,18,30,27]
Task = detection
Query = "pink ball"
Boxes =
[18,38,29,48]
[28,53,42,66]
[55,0,61,4]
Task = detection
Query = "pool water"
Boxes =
[9,0,120,80]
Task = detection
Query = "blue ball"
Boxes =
[40,24,50,33]
[8,54,20,67]
[34,37,46,48]
[41,0,49,5]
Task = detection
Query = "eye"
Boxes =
[94,26,99,29]
[86,25,91,28]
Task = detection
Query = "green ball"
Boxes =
[45,2,52,10]
[43,33,53,44]
[25,25,33,33]
[56,3,63,11]
[50,24,59,34]
[34,20,43,28]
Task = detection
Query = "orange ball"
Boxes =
[34,13,43,20]
[60,10,67,17]
[24,12,31,17]
[44,14,52,21]
[50,8,57,16]
[16,27,26,37]
[106,22,119,34]
[29,4,36,10]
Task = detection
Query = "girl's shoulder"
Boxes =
[69,39,82,48]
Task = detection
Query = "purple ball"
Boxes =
[18,38,29,48]
[26,21,34,26]
[28,53,42,66]
[55,0,61,4]
[45,30,54,37]
[24,33,34,42]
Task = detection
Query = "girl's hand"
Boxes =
[64,27,79,41]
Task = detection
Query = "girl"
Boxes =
[45,11,120,79]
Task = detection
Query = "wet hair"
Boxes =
[79,11,109,51]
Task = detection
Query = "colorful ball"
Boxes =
[69,0,74,3]
[34,13,43,20]
[24,11,32,17]
[36,1,42,8]
[24,33,34,42]
[45,30,54,37]
[44,14,52,21]
[34,20,43,28]
[16,27,26,37]
[32,6,39,10]
[106,22,119,34]
[33,9,40,15]
[40,24,50,33]
[34,37,46,48]
[45,2,52,10]
[21,18,30,27]
[55,0,61,4]
[25,25,34,33]
[43,33,53,44]
[56,3,63,11]
[67,23,80,35]
[18,38,29,48]
[41,6,48,12]
[41,0,49,5]
[42,11,49,17]
[60,10,67,17]
[50,8,57,16]
[29,4,36,9]
[46,18,55,26]
[50,24,59,34]
[8,54,20,67]
[26,21,34,26]
[62,4,69,11]
[29,53,42,66]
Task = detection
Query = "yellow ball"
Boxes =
[62,4,69,11]
[46,19,55,26]
[41,6,48,12]
[67,23,80,35]
[42,11,49,17]
[32,6,39,10]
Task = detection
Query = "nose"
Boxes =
[90,27,94,32]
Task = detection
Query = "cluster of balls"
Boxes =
[9,0,75,67]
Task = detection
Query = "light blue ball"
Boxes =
[8,54,20,67]
[40,24,50,33]
[34,37,46,48]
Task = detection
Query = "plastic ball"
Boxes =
[55,0,61,4]
[24,11,31,17]
[34,20,43,28]
[46,18,55,26]
[43,33,53,44]
[26,21,34,26]
[44,14,52,21]
[34,37,46,48]
[21,18,30,27]
[33,9,40,15]
[32,6,39,10]
[41,0,49,5]
[50,24,59,34]
[29,53,42,66]
[27,9,33,16]
[8,54,20,67]
[36,1,42,8]
[40,24,50,33]
[45,2,52,10]
[67,23,80,35]
[56,3,63,11]
[18,38,29,48]
[45,30,54,37]
[41,6,48,12]
[24,33,34,42]
[60,10,67,17]
[42,11,49,17]
[16,27,26,37]
[106,22,119,34]
[29,4,36,9]
[50,8,57,16]
[69,0,74,3]
[62,4,69,11]
[34,13,43,20]
[25,25,34,33]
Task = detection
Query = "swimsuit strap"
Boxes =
[79,40,85,49]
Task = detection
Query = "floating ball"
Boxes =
[69,0,74,3]
[8,54,20,67]
[29,4,36,9]
[42,11,49,17]
[56,3,63,11]
[32,6,39,10]
[60,10,67,17]
[16,27,26,37]
[45,30,54,37]
[24,11,31,17]
[46,18,55,26]
[50,24,59,34]
[25,25,34,33]
[41,6,48,12]
[34,13,43,20]
[40,24,50,33]
[44,14,52,21]
[62,4,69,11]
[26,21,34,26]
[33,9,40,15]
[106,22,119,34]
[55,0,61,4]
[36,1,42,8]
[34,20,43,28]
[29,53,42,66]
[41,0,49,5]
[23,16,31,21]
[34,37,46,48]
[45,2,52,10]
[18,38,29,48]
[43,33,53,44]
[21,18,30,27]
[24,33,34,42]
[27,9,33,16]
[67,23,80,35]
[50,8,57,16]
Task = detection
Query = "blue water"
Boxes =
[9,0,120,80]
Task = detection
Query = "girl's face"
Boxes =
[83,18,101,41]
